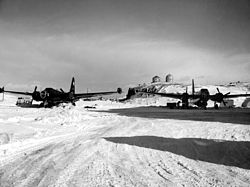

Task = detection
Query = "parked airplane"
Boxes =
[0,77,122,107]
[140,79,250,109]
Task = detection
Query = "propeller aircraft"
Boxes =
[140,79,250,109]
[0,77,122,107]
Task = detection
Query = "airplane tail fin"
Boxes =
[70,77,75,94]
[192,79,195,97]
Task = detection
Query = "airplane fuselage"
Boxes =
[189,89,210,108]
[32,88,74,105]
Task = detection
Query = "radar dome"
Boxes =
[152,76,161,83]
[166,74,173,83]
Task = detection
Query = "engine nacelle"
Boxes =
[32,91,43,101]
[40,91,48,99]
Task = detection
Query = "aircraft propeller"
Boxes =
[31,86,40,101]
[32,86,39,95]
[30,86,37,103]
[215,88,230,106]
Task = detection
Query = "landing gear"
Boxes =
[214,103,219,109]
[198,101,207,110]
[182,98,189,109]
[202,105,207,110]
[40,101,54,108]
[182,103,189,109]
[181,92,190,109]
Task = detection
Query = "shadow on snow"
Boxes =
[104,136,250,169]
[99,106,250,125]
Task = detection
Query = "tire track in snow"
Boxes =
[0,133,93,187]
[0,132,80,167]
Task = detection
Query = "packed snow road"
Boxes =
[0,95,250,186]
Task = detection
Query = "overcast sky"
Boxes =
[0,0,249,92]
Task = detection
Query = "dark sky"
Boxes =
[0,0,249,91]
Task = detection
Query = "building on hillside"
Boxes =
[152,76,161,83]
[166,74,173,83]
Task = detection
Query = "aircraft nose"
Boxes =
[40,91,47,99]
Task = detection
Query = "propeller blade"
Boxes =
[34,86,37,92]
[225,92,230,96]
[216,88,220,93]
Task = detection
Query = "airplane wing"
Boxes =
[73,88,122,100]
[0,87,33,96]
[140,91,184,99]
[140,91,201,100]
[223,93,250,98]
[209,93,250,99]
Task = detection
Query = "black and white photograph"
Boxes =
[0,0,250,186]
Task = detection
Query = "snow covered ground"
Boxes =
[0,93,250,186]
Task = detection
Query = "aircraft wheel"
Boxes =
[43,101,53,108]
[214,104,219,109]
[47,102,54,108]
